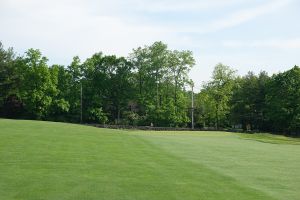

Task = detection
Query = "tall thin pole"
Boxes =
[191,84,194,129]
[80,83,83,124]
[156,80,159,108]
[156,80,159,127]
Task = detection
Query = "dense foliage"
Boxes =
[196,64,300,136]
[0,41,194,127]
[0,42,299,135]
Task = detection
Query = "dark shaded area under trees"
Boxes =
[0,41,299,136]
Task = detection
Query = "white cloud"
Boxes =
[0,0,299,86]
[0,0,171,64]
[223,38,300,49]
[188,0,293,33]
[128,0,247,12]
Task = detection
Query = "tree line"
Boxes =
[195,64,300,136]
[0,41,195,127]
[0,41,299,136]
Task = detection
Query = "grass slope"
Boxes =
[0,119,299,200]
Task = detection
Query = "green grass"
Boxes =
[0,119,299,200]
[239,133,300,145]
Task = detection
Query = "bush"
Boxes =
[88,108,108,124]
[123,111,140,126]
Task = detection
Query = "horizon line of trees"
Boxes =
[195,64,300,136]
[1,41,299,136]
[0,41,195,128]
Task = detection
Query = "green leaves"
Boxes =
[19,49,56,119]
[88,107,108,124]
[195,65,300,135]
[230,71,269,130]
[129,41,195,127]
[197,64,236,128]
[1,40,299,135]
[265,66,300,134]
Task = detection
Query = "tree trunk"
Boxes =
[117,107,120,125]
[174,71,177,113]
[216,103,219,130]
[139,72,142,95]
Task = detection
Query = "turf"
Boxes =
[0,119,299,200]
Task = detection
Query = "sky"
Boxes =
[0,0,299,90]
